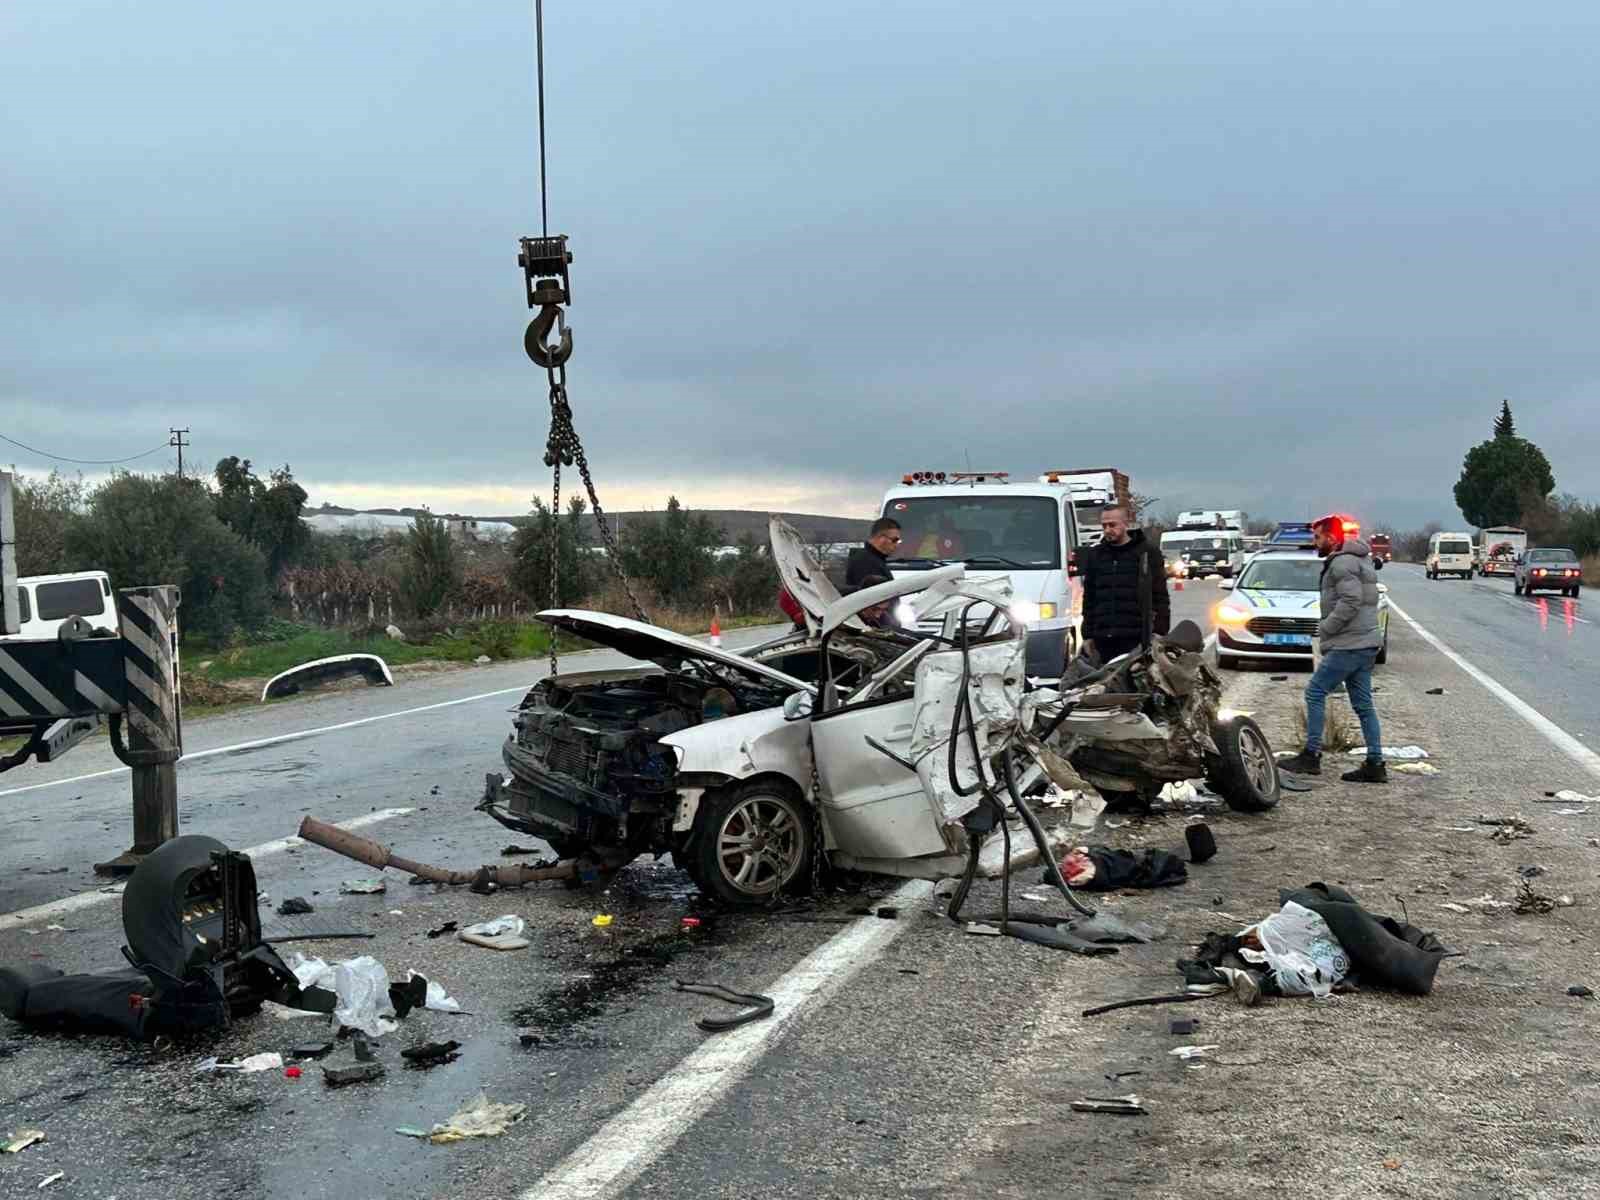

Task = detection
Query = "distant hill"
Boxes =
[309,504,869,546]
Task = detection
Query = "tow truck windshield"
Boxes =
[884,496,1061,570]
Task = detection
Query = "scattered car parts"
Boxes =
[261,653,394,702]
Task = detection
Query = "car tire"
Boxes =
[1205,714,1280,813]
[687,781,813,907]
[1514,579,1523,595]
[1574,585,1583,598]
[1216,653,1242,670]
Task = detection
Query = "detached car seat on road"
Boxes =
[1,835,334,1040]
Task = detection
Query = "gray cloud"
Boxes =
[3,0,1598,527]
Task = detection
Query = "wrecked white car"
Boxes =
[480,519,1277,906]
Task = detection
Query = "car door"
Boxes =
[810,689,951,860]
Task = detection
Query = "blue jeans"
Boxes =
[1305,648,1382,758]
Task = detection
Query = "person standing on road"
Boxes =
[1279,515,1387,783]
[846,518,902,588]
[1078,505,1169,664]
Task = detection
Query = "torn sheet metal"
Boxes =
[908,636,1027,824]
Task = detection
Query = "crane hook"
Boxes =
[525,303,573,369]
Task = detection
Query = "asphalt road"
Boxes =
[4,581,1599,1199]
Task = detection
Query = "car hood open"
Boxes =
[536,609,813,692]
[769,515,856,636]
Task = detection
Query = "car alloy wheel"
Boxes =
[692,783,812,906]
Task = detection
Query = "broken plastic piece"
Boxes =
[459,916,530,951]
[1168,1044,1218,1060]
[3,1131,45,1154]
[1568,985,1594,998]
[426,921,458,939]
[964,922,1002,937]
[323,1061,385,1088]
[428,1094,528,1143]
[1070,1095,1146,1116]
[401,1040,462,1068]
[292,1041,334,1059]
[38,1171,65,1189]
[341,878,387,895]
[1169,1017,1198,1035]
[284,1066,302,1079]
[592,914,613,928]
[1185,824,1217,864]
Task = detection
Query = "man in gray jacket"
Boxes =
[1279,515,1387,782]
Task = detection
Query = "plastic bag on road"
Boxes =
[428,1094,528,1143]
[286,952,397,1037]
[407,969,462,1013]
[1241,901,1349,999]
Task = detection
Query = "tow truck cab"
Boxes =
[879,470,1082,677]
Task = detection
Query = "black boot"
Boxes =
[1341,757,1388,783]
[1277,749,1321,776]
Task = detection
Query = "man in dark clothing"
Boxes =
[846,518,902,588]
[1079,506,1170,663]
[852,574,901,629]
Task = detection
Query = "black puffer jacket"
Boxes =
[1080,530,1170,644]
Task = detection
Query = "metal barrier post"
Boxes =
[94,585,183,875]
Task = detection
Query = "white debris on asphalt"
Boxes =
[340,878,387,894]
[286,953,398,1037]
[459,915,530,951]
[407,969,463,1012]
[1391,762,1441,776]
[1346,746,1430,760]
[1169,1044,1219,1060]
[427,1094,528,1143]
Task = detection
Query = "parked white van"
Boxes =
[2,571,115,640]
[1426,532,1475,580]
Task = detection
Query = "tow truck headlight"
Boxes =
[1216,603,1251,625]
[1009,601,1056,624]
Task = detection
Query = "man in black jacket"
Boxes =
[845,518,903,587]
[1079,506,1170,663]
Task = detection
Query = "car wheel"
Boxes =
[689,781,813,907]
[1574,584,1583,598]
[1204,714,1280,813]
[1514,579,1523,595]
[1216,653,1242,670]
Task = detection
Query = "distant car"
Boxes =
[1213,547,1390,669]
[1515,548,1583,598]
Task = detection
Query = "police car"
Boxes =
[1212,544,1390,669]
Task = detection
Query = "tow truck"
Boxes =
[878,470,1083,677]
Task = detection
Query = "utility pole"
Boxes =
[169,427,190,478]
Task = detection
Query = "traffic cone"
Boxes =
[710,610,722,648]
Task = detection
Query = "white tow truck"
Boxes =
[878,470,1084,677]
[1477,526,1527,578]
[1159,510,1248,578]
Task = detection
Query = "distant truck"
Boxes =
[2,571,116,642]
[1160,509,1248,578]
[1477,526,1527,578]
[1369,533,1392,562]
[1037,467,1131,546]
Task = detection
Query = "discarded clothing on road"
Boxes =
[1050,846,1188,891]
[1177,883,1450,1002]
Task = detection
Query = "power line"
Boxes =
[0,431,169,466]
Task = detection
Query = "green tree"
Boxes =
[1453,404,1555,529]
[212,457,311,576]
[621,496,724,608]
[65,472,271,641]
[10,470,87,576]
[510,495,590,609]
[717,531,779,615]
[1493,399,1516,439]
[404,512,458,617]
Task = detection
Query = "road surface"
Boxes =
[3,578,1598,1199]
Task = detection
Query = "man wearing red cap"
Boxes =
[1278,515,1387,783]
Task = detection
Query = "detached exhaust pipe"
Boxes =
[295,815,587,891]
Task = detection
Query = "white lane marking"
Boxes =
[524,879,929,1200]
[0,807,413,931]
[0,682,534,798]
[1387,599,1600,781]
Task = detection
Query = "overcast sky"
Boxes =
[3,1,1597,528]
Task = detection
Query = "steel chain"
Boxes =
[544,361,650,624]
